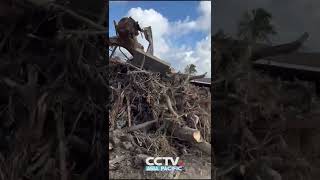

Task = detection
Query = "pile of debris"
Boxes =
[213,33,320,180]
[109,58,211,179]
[0,1,106,179]
[108,15,212,179]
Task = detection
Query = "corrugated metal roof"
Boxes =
[263,52,320,67]
[254,52,320,72]
[253,52,320,83]
[190,78,211,85]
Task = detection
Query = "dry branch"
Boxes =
[126,97,132,127]
[164,94,179,118]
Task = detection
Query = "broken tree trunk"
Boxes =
[165,119,212,154]
[174,125,202,143]
[167,120,202,143]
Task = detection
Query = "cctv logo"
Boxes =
[144,157,185,172]
[146,157,179,166]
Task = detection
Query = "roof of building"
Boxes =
[254,52,320,73]
[262,52,320,68]
[190,77,211,85]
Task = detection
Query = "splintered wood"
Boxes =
[109,59,211,156]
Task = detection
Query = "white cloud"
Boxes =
[164,35,211,76]
[170,1,211,36]
[197,1,211,32]
[121,2,211,77]
[193,35,211,76]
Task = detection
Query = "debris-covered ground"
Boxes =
[108,59,212,179]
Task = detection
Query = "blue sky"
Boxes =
[109,1,211,76]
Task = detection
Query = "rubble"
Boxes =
[108,16,212,178]
[109,58,212,178]
[109,58,211,141]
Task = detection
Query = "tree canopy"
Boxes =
[184,64,197,75]
[237,8,276,43]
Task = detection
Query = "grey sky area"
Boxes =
[213,0,320,52]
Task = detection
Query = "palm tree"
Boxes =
[237,8,276,43]
[184,64,197,75]
[237,8,277,72]
[237,8,277,97]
